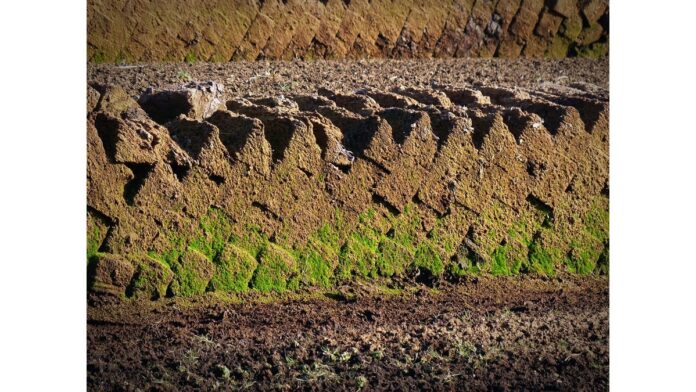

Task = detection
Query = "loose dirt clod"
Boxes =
[139,81,224,124]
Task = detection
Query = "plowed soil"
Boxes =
[87,0,609,62]
[88,58,608,100]
[88,275,608,391]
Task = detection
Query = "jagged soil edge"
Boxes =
[87,83,608,301]
[88,0,609,63]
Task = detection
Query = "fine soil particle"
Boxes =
[87,275,608,391]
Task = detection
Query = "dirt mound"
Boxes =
[88,0,609,63]
[87,80,608,301]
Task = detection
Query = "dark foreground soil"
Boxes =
[88,58,608,100]
[88,275,608,391]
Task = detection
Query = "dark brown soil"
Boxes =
[88,275,608,391]
[88,58,608,101]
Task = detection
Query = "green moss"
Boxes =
[563,198,609,274]
[545,36,572,59]
[474,200,516,258]
[343,203,424,278]
[87,227,102,264]
[490,245,511,276]
[388,203,421,252]
[566,241,598,274]
[298,248,333,287]
[91,51,107,64]
[414,241,444,277]
[427,218,457,258]
[87,217,112,291]
[87,212,110,265]
[184,51,198,64]
[189,207,234,261]
[297,222,341,287]
[572,42,608,58]
[447,247,486,277]
[358,208,377,225]
[278,211,340,287]
[561,14,583,41]
[156,248,181,268]
[317,216,343,245]
[147,228,186,266]
[584,199,609,243]
[251,243,298,292]
[169,248,215,296]
[209,244,257,292]
[127,255,174,300]
[338,231,379,279]
[528,242,557,276]
[502,210,550,274]
[448,262,467,278]
[594,244,609,275]
[230,224,268,258]
[287,275,301,291]
[466,201,553,276]
[336,208,384,279]
[87,242,100,262]
[376,237,412,277]
[119,196,608,298]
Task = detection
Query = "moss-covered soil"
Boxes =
[87,62,608,302]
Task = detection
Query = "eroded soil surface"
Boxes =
[88,275,608,391]
[88,58,608,101]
